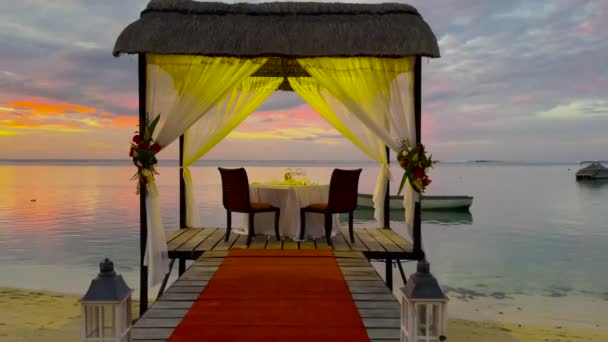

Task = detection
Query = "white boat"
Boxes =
[576,161,608,180]
[357,193,473,211]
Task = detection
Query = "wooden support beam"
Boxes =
[413,56,423,259]
[383,146,390,229]
[138,53,149,314]
[179,134,186,275]
[385,258,393,290]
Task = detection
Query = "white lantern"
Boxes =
[81,259,133,342]
[400,260,448,342]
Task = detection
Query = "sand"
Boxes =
[1,287,607,342]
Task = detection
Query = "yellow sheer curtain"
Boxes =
[297,57,417,239]
[147,55,269,147]
[289,77,389,227]
[143,55,268,286]
[297,57,413,150]
[182,77,282,227]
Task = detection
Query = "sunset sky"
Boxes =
[1,0,607,161]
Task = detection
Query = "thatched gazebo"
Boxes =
[113,0,440,313]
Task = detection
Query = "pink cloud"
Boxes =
[512,95,532,103]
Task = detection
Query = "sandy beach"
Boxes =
[1,287,607,342]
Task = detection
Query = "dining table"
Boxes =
[240,180,340,241]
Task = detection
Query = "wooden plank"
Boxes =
[191,260,223,267]
[340,266,376,271]
[354,228,385,252]
[314,238,332,250]
[366,228,404,252]
[248,234,268,249]
[356,301,400,309]
[358,309,401,318]
[282,239,299,250]
[363,318,401,328]
[345,275,382,281]
[178,274,213,281]
[352,293,396,301]
[231,234,248,249]
[348,286,391,294]
[164,286,204,293]
[131,327,173,340]
[334,251,366,259]
[181,269,215,277]
[150,301,193,309]
[339,228,367,251]
[298,240,315,249]
[199,250,229,258]
[266,237,283,249]
[331,232,351,251]
[366,328,400,340]
[342,270,378,276]
[378,229,413,252]
[337,260,371,266]
[167,228,200,251]
[194,228,225,251]
[212,230,239,250]
[171,280,207,287]
[166,228,188,244]
[134,318,182,328]
[187,266,219,272]
[159,292,199,301]
[141,308,188,319]
[347,280,386,287]
[175,228,216,253]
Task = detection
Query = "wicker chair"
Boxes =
[300,168,362,246]
[218,167,280,245]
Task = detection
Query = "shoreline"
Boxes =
[1,287,607,342]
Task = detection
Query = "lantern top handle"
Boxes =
[417,258,430,274]
[99,258,117,277]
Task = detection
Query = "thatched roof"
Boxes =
[113,0,440,58]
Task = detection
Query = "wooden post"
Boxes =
[178,135,186,275]
[385,257,393,290]
[413,56,423,259]
[383,146,390,229]
[137,53,149,314]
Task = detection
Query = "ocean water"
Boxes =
[0,160,607,325]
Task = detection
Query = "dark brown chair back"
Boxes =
[218,167,251,211]
[327,168,362,213]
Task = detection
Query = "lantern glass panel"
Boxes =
[101,304,116,337]
[416,304,427,336]
[125,298,132,330]
[429,304,440,336]
[85,305,100,338]
[402,302,408,325]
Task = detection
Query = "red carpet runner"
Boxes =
[168,249,370,341]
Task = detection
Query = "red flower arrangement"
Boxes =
[130,115,161,194]
[397,140,436,194]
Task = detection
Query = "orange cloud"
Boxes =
[1,120,85,132]
[109,115,138,128]
[0,129,17,136]
[10,98,96,115]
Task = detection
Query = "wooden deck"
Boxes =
[132,251,401,341]
[166,227,415,260]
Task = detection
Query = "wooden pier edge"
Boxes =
[132,251,402,341]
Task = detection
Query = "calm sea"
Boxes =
[1,160,607,322]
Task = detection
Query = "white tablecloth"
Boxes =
[242,183,340,240]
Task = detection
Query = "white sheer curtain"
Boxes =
[144,55,267,286]
[289,77,389,227]
[182,77,283,227]
[297,57,418,239]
